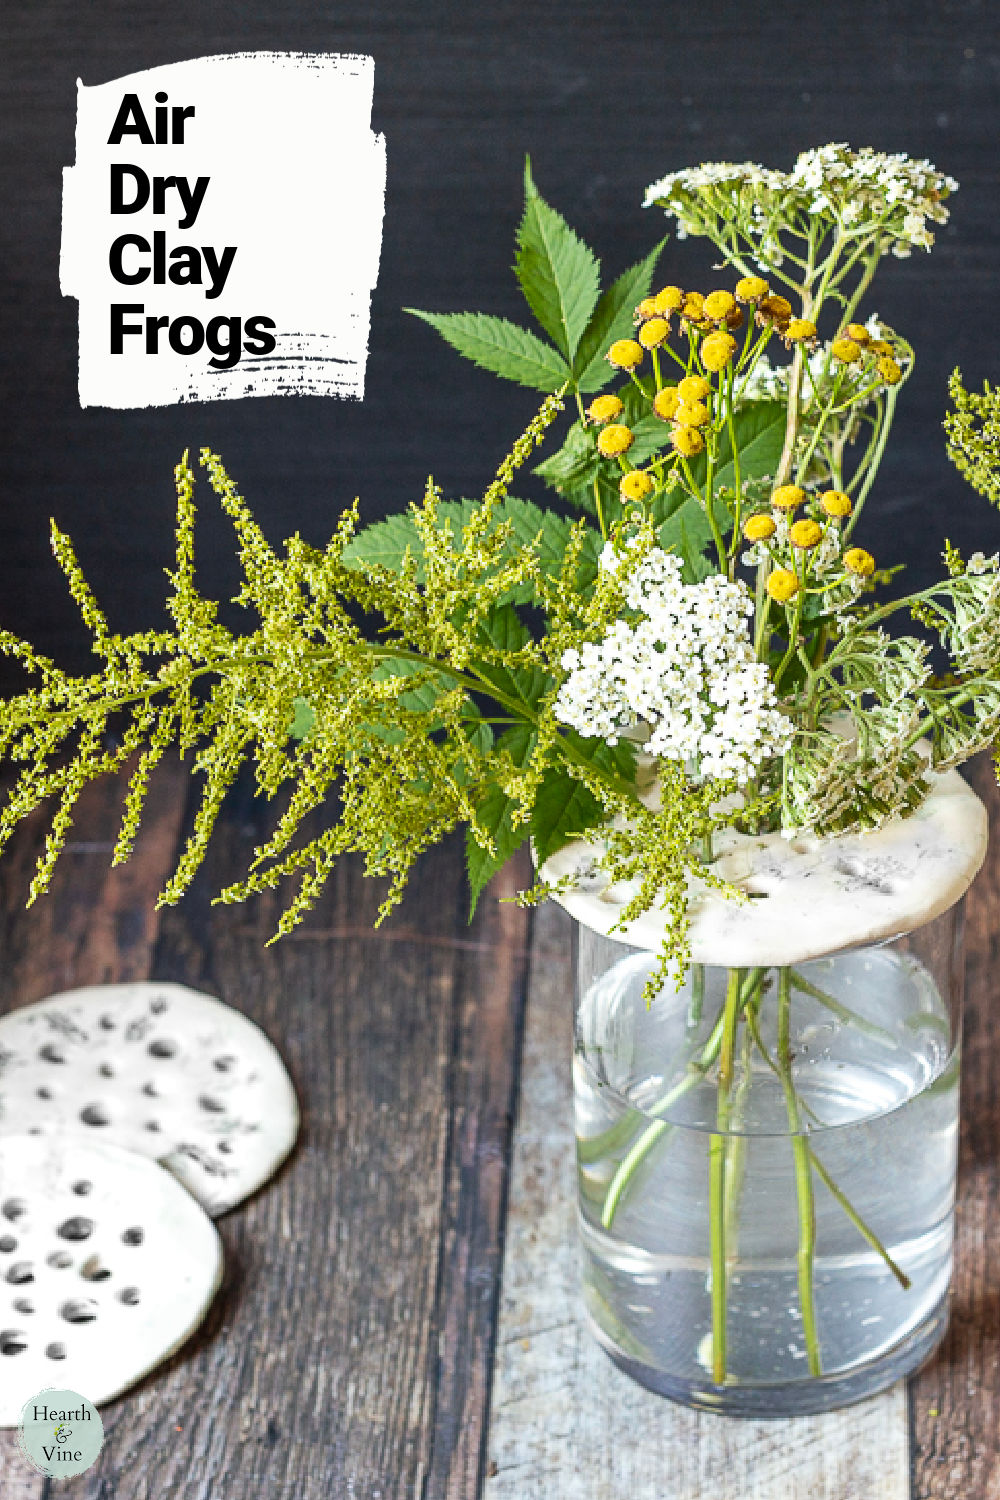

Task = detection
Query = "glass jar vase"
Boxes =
[572,908,965,1417]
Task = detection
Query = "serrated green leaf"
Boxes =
[342,495,599,604]
[515,161,601,363]
[530,737,636,865]
[405,309,570,391]
[465,723,536,913]
[473,604,552,711]
[573,239,668,393]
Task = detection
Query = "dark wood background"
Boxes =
[2,1,1000,677]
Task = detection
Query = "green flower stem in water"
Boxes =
[776,966,822,1377]
[709,966,745,1384]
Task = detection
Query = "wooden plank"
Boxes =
[0,759,190,1498]
[486,900,911,1500]
[0,760,529,1500]
[910,754,1000,1500]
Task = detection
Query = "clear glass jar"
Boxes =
[573,903,964,1416]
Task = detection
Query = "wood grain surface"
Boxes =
[0,768,530,1499]
[0,758,999,1497]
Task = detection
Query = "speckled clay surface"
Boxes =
[540,765,988,967]
[0,982,299,1216]
[0,1133,222,1425]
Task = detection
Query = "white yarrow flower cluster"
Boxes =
[554,548,793,784]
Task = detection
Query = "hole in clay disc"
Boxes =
[198,1095,225,1114]
[99,1015,116,1030]
[142,1082,159,1098]
[80,1104,111,1127]
[149,997,168,1014]
[36,1087,54,1100]
[122,1227,144,1246]
[72,1180,93,1196]
[214,1055,237,1073]
[148,1038,178,1059]
[2,1198,28,1221]
[46,1342,67,1360]
[98,1062,115,1078]
[80,1256,111,1282]
[218,1141,234,1155]
[39,1044,66,1064]
[0,1330,28,1355]
[60,1299,98,1323]
[6,1263,34,1284]
[119,1287,140,1306]
[0,1236,16,1253]
[57,1217,94,1242]
[13,1298,34,1314]
[47,1251,72,1269]
[144,1120,161,1133]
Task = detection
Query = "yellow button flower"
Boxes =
[743,514,776,541]
[653,285,685,314]
[771,485,806,510]
[677,374,710,402]
[638,317,670,349]
[831,337,862,364]
[845,323,871,345]
[653,386,680,420]
[785,318,818,342]
[671,426,705,457]
[701,331,737,371]
[766,569,800,603]
[845,547,876,576]
[703,290,737,320]
[869,339,893,357]
[620,470,655,502]
[681,292,705,321]
[877,355,903,385]
[608,339,644,369]
[759,294,793,323]
[789,518,823,549]
[675,400,710,427]
[587,394,624,425]
[635,297,659,320]
[819,490,853,518]
[735,276,769,302]
[596,423,634,457]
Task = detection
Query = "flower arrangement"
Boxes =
[2,143,1000,1402]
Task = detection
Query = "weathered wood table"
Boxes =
[0,757,997,1499]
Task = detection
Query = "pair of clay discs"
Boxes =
[0,982,299,1425]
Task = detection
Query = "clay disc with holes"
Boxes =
[0,1132,222,1425]
[0,982,299,1216]
[540,764,988,967]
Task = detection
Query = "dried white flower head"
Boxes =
[554,547,793,784]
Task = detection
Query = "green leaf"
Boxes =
[472,603,551,711]
[405,310,570,391]
[465,723,535,914]
[530,737,635,866]
[712,400,787,489]
[342,495,599,604]
[289,697,315,740]
[515,160,601,363]
[573,239,668,393]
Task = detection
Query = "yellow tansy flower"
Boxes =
[620,470,655,502]
[671,426,705,457]
[831,337,862,364]
[845,323,871,345]
[653,386,680,420]
[735,276,769,302]
[608,339,644,369]
[820,490,853,518]
[743,514,776,541]
[653,285,685,314]
[677,375,710,402]
[771,485,805,510]
[703,290,737,320]
[845,547,876,576]
[785,318,818,342]
[789,518,823,549]
[701,331,737,371]
[675,400,710,428]
[638,317,670,349]
[877,355,903,385]
[766,569,800,602]
[635,297,659,321]
[596,423,634,457]
[587,394,623,425]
